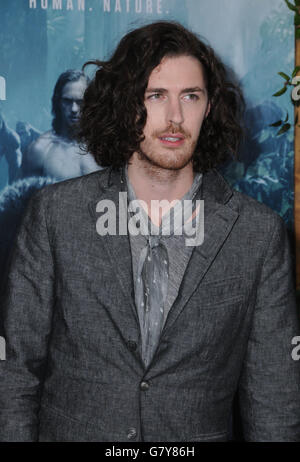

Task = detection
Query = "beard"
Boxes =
[138,124,198,171]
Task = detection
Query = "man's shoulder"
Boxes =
[28,131,53,160]
[209,170,287,232]
[30,129,67,151]
[34,167,110,205]
[32,130,52,145]
[232,187,283,222]
[228,184,287,241]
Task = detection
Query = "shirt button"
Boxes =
[127,340,137,351]
[140,381,149,391]
[127,427,137,440]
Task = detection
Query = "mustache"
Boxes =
[152,124,191,138]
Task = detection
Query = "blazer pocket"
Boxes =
[38,403,123,441]
[195,276,245,308]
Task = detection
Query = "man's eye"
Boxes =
[183,94,199,101]
[147,93,163,100]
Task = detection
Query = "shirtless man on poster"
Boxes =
[27,69,100,181]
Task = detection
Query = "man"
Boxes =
[25,70,100,181]
[0,110,22,183]
[0,22,299,442]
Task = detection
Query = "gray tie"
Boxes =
[139,235,169,367]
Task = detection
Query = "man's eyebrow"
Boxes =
[145,88,167,93]
[181,87,205,93]
[145,87,205,93]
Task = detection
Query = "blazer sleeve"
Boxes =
[238,215,300,441]
[0,189,55,441]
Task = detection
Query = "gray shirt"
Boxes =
[124,167,203,366]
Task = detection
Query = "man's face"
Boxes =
[60,77,87,130]
[139,55,210,171]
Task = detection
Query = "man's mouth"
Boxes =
[158,134,185,147]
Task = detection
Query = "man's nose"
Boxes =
[71,101,79,113]
[166,97,184,126]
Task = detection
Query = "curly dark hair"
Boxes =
[78,21,244,172]
[52,69,88,136]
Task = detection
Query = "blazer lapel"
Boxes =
[160,169,240,337]
[88,168,139,328]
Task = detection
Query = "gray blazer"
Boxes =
[0,168,299,442]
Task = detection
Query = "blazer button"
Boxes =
[140,381,149,391]
[127,427,137,440]
[127,340,137,351]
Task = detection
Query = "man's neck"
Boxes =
[127,152,194,226]
[59,124,75,143]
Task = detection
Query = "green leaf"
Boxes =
[273,87,287,96]
[284,0,298,11]
[296,28,300,40]
[294,14,300,25]
[278,72,290,81]
[277,123,291,136]
[270,120,283,127]
[296,0,300,6]
[292,66,300,77]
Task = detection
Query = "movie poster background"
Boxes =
[0,0,294,227]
